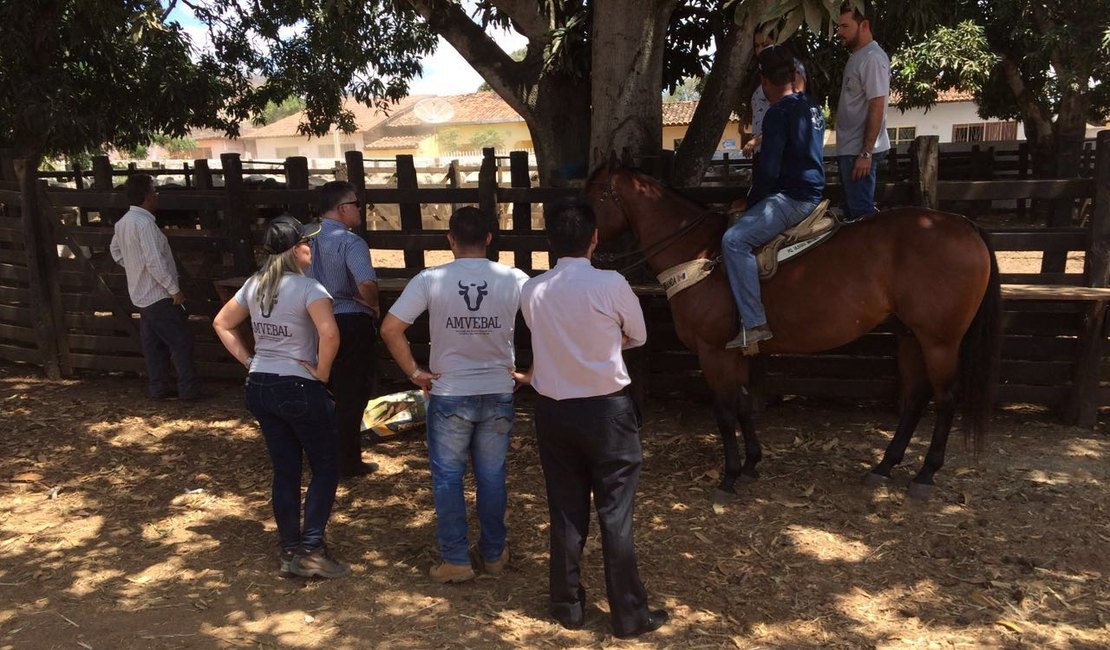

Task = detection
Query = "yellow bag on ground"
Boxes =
[360,390,427,440]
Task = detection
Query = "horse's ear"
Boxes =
[620,147,635,168]
[608,149,619,169]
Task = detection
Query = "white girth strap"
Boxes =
[656,257,720,299]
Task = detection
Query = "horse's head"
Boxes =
[582,157,633,243]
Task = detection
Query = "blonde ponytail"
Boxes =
[254,249,302,317]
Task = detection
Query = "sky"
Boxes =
[169,4,528,97]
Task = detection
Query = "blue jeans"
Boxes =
[426,393,514,565]
[837,151,887,220]
[245,373,339,553]
[722,194,818,328]
[139,298,199,399]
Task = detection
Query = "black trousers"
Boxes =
[330,312,377,473]
[139,298,199,399]
[534,391,650,636]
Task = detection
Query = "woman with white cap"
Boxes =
[213,215,349,578]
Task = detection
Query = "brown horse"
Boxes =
[584,161,1001,500]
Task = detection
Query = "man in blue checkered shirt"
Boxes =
[309,181,381,479]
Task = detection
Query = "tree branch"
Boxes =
[403,0,535,119]
[671,16,757,186]
[998,53,1052,141]
[488,0,549,42]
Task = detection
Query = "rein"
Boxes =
[589,174,712,276]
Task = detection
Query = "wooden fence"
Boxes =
[1,133,1109,424]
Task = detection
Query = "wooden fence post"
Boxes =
[193,159,219,230]
[509,150,532,273]
[220,153,254,276]
[92,155,122,225]
[15,160,64,379]
[1017,142,1029,220]
[183,162,192,189]
[479,148,500,262]
[344,150,367,236]
[1065,130,1110,426]
[909,135,939,210]
[396,154,424,270]
[72,162,87,225]
[446,159,460,216]
[285,156,310,220]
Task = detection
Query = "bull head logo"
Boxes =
[458,280,489,312]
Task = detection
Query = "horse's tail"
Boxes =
[958,229,1002,453]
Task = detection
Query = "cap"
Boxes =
[757,44,796,79]
[262,215,322,255]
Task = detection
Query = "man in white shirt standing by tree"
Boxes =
[110,174,201,400]
[380,206,528,583]
[836,0,891,220]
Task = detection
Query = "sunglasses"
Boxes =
[339,200,362,209]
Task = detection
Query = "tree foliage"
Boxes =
[0,1,235,160]
[188,0,437,137]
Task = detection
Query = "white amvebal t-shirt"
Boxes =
[234,274,332,381]
[389,258,529,396]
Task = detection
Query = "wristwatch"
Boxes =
[858,151,872,159]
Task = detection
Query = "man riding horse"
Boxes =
[722,44,826,350]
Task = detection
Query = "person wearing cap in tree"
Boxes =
[741,26,809,160]
[213,215,350,579]
[721,44,826,350]
[309,181,382,480]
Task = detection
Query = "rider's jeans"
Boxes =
[722,193,818,329]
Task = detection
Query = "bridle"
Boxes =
[587,168,710,275]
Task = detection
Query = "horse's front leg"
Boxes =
[711,393,743,500]
[737,385,761,481]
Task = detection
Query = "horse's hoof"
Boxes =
[712,488,738,504]
[739,470,759,483]
[907,481,935,500]
[863,472,891,487]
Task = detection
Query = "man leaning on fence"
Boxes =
[380,206,528,583]
[309,181,381,479]
[109,174,201,401]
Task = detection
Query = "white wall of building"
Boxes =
[886,101,1027,143]
[251,134,366,161]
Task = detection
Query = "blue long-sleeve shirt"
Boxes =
[748,93,825,206]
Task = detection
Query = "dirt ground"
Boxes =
[1,359,1108,650]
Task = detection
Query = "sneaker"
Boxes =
[429,561,476,584]
[478,543,510,576]
[279,548,295,577]
[725,324,773,350]
[290,545,351,579]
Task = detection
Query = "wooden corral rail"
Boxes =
[1,132,1108,425]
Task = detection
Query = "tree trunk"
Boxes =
[527,77,592,185]
[671,4,765,187]
[588,0,680,168]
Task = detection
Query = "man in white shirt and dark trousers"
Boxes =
[518,202,668,639]
[380,207,528,583]
[110,174,200,400]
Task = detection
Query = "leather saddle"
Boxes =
[731,199,838,279]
